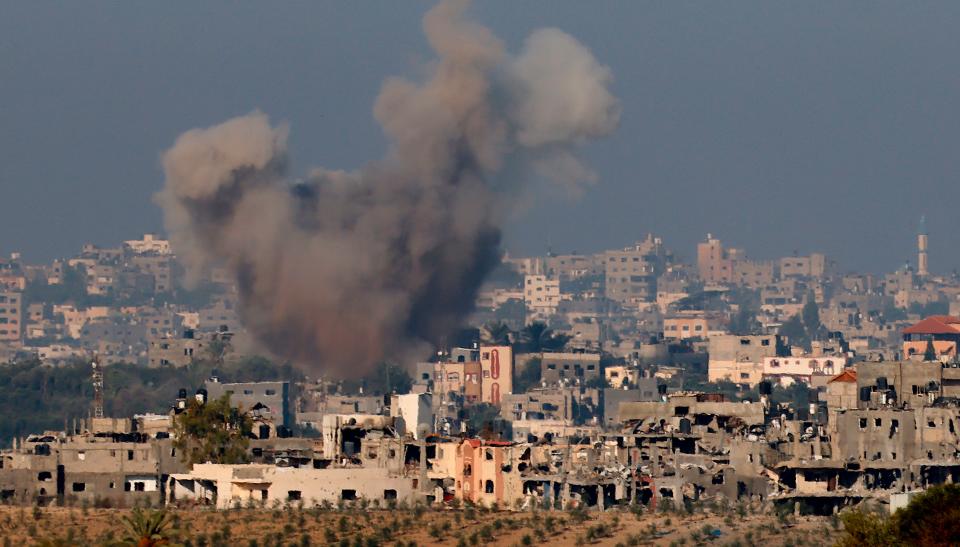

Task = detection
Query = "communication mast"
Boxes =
[91,356,104,419]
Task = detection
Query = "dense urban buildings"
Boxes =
[1,222,959,520]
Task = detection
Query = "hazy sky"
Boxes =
[3,2,960,273]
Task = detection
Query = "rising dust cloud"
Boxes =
[156,0,620,376]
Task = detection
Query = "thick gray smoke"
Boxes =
[157,0,619,376]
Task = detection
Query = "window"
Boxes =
[37,472,51,481]
[859,418,867,430]
[874,418,882,428]
[134,482,145,492]
[341,490,356,501]
[127,450,134,460]
[243,389,253,395]
[288,490,302,501]
[485,480,494,494]
[265,389,277,396]
[485,449,493,460]
[383,489,397,500]
[72,482,85,492]
[761,339,770,346]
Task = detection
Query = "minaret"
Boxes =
[918,215,929,278]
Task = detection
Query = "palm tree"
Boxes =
[480,321,512,346]
[521,321,570,353]
[120,508,173,546]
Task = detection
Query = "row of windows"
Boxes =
[545,363,597,371]
[665,324,703,332]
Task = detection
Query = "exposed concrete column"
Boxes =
[598,484,605,512]
[419,440,428,496]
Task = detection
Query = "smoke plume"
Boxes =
[157,0,619,376]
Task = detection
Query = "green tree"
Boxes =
[801,291,821,334]
[584,376,609,389]
[463,403,500,437]
[836,484,960,547]
[779,314,810,351]
[520,322,570,353]
[728,306,760,335]
[513,357,542,393]
[480,322,512,346]
[173,394,253,465]
[894,483,960,546]
[119,507,174,546]
[923,339,937,361]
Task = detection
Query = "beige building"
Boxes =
[604,365,641,389]
[545,253,603,280]
[524,275,561,322]
[480,345,512,405]
[0,291,23,343]
[169,464,419,508]
[697,234,739,284]
[733,260,775,288]
[540,351,602,385]
[708,334,785,386]
[603,243,659,305]
[779,253,826,279]
[148,330,209,368]
[123,234,171,255]
[663,313,708,340]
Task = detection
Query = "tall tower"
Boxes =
[918,215,929,278]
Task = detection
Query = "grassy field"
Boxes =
[0,501,843,546]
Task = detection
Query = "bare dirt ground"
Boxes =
[0,502,842,546]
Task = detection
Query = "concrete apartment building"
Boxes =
[545,253,603,280]
[205,379,292,429]
[148,329,209,368]
[523,275,561,322]
[0,416,185,507]
[662,313,709,340]
[762,355,847,386]
[540,351,602,384]
[603,242,662,305]
[732,259,775,288]
[708,334,787,386]
[697,234,740,284]
[414,345,513,408]
[780,253,827,279]
[500,388,575,421]
[0,291,23,344]
[130,255,173,293]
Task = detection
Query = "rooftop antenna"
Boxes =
[91,356,104,419]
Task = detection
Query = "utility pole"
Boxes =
[91,356,104,419]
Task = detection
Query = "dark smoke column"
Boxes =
[156,0,620,377]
